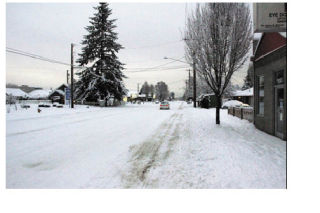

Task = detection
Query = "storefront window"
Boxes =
[258,75,264,115]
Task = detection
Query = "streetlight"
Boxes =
[164,56,197,108]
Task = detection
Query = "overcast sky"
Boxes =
[6,3,248,97]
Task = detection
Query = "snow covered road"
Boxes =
[6,101,286,188]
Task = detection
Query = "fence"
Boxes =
[17,99,52,104]
[75,100,125,107]
[228,107,253,122]
[76,101,99,106]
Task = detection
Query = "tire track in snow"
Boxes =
[122,103,184,188]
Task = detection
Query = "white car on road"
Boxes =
[160,101,170,110]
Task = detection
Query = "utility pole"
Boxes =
[185,80,188,101]
[137,83,140,94]
[192,52,196,108]
[188,69,191,90]
[188,69,191,99]
[66,70,69,85]
[71,43,74,108]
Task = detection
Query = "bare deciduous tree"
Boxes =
[155,81,169,101]
[185,3,252,124]
[140,81,150,95]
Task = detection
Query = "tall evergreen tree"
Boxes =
[75,3,127,102]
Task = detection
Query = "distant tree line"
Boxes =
[139,81,174,101]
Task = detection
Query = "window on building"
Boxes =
[275,70,284,85]
[258,75,264,115]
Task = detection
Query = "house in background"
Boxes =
[6,88,29,101]
[48,84,68,104]
[126,90,138,103]
[147,93,154,102]
[125,91,152,103]
[253,32,287,140]
[231,88,254,106]
[137,94,147,102]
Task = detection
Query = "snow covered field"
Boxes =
[6,101,286,188]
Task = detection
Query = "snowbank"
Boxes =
[222,100,243,108]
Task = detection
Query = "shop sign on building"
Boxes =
[253,3,287,32]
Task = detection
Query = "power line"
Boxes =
[6,48,71,66]
[125,65,187,71]
[123,58,170,64]
[125,66,189,73]
[124,40,182,50]
[124,57,187,71]
[6,47,188,74]
[125,65,189,71]
[6,47,88,69]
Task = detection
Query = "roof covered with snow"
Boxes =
[49,89,65,97]
[254,33,262,40]
[6,88,29,97]
[28,89,52,99]
[279,32,287,38]
[232,88,253,97]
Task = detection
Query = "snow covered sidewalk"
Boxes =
[120,105,286,189]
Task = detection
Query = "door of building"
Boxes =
[275,87,284,139]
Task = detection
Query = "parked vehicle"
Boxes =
[38,103,51,108]
[187,100,192,104]
[21,104,30,109]
[160,101,170,110]
[155,100,159,104]
[240,103,251,108]
[6,99,16,104]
